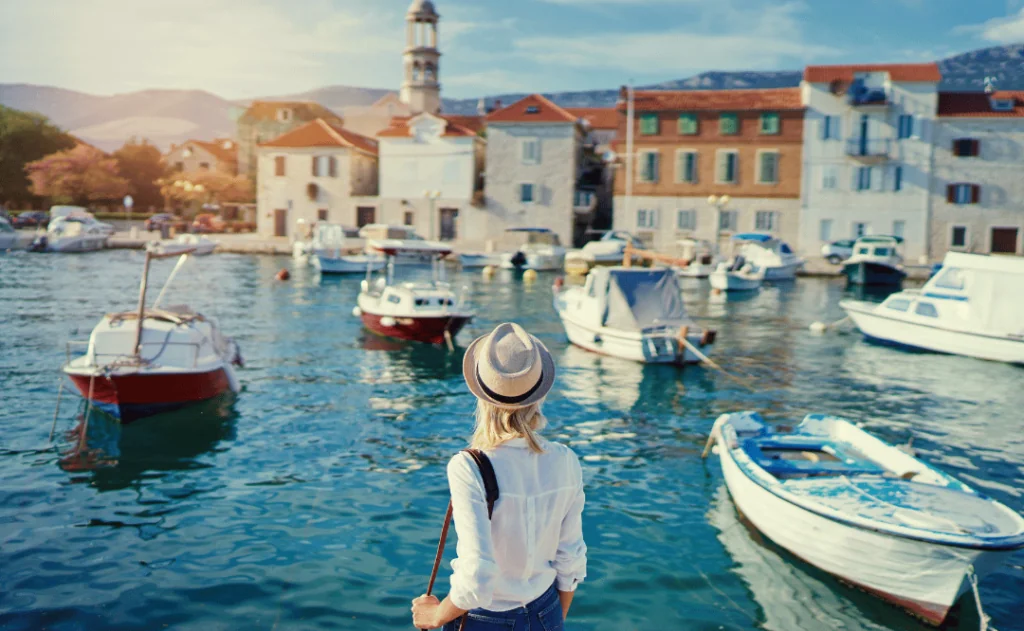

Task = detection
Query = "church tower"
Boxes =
[400,0,442,114]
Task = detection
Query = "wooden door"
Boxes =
[274,209,287,237]
[357,206,376,228]
[991,228,1019,254]
[439,208,458,241]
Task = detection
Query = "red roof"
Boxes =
[259,119,378,155]
[803,63,941,83]
[486,94,578,124]
[567,107,618,130]
[621,88,803,112]
[937,91,1024,117]
[376,114,479,138]
[441,114,486,134]
[190,138,238,164]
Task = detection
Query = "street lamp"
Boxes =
[707,194,731,254]
[423,190,440,240]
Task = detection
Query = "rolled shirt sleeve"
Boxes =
[553,456,587,592]
[446,453,500,610]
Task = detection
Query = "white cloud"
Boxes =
[958,8,1024,43]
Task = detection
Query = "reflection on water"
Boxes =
[0,251,1021,631]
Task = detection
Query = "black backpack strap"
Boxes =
[461,448,499,519]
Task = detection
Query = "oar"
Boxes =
[679,336,755,391]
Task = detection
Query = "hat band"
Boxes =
[477,367,544,405]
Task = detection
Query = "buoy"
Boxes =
[523,269,538,284]
[711,288,722,296]
[276,268,290,281]
[352,306,362,317]
[482,265,495,279]
[809,321,828,334]
[552,276,564,291]
[380,316,396,327]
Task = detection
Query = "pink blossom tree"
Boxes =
[25,144,131,205]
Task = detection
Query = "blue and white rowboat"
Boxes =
[708,411,1024,624]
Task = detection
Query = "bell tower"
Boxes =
[400,0,441,114]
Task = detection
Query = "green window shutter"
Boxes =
[760,112,780,135]
[759,152,778,183]
[640,114,659,135]
[678,113,698,135]
[719,113,738,136]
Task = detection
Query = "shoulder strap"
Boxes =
[461,448,500,519]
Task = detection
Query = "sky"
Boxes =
[0,0,1022,99]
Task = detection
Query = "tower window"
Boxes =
[424,63,436,82]
[412,62,422,81]
[526,106,540,114]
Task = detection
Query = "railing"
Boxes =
[845,138,891,159]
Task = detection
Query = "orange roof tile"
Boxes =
[442,114,485,134]
[259,119,378,155]
[486,94,578,124]
[803,63,941,83]
[937,91,1024,118]
[566,107,619,130]
[240,101,344,125]
[376,115,480,138]
[191,138,238,164]
[621,88,803,112]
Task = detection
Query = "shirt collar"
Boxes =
[502,437,530,448]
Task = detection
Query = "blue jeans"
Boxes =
[443,584,563,631]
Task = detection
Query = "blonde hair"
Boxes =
[470,399,547,454]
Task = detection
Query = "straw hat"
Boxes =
[463,323,555,408]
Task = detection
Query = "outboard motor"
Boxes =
[729,255,745,272]
[28,235,48,252]
[510,250,527,269]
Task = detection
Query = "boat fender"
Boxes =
[482,265,495,279]
[700,329,716,346]
[523,269,538,284]
[352,306,363,317]
[380,316,396,327]
[552,276,564,292]
[276,268,291,281]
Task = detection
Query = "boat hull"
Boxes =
[676,263,716,279]
[38,236,108,253]
[762,261,802,281]
[843,261,905,286]
[315,255,385,274]
[710,271,761,291]
[66,366,238,423]
[558,312,712,364]
[717,441,1006,624]
[842,301,1024,364]
[360,312,472,345]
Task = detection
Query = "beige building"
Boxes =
[255,119,378,239]
[400,0,442,115]
[237,101,344,181]
[165,138,238,174]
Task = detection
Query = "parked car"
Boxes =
[821,239,856,265]
[12,211,49,228]
[145,213,176,232]
[191,213,227,233]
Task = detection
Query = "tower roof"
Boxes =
[407,0,438,19]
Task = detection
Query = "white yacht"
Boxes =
[842,235,906,286]
[499,227,566,271]
[841,252,1024,364]
[732,233,803,280]
[293,223,363,259]
[29,217,110,252]
[709,259,765,292]
[358,224,432,265]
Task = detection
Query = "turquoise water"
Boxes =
[1,250,1021,631]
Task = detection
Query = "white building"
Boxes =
[472,94,585,249]
[255,119,379,238]
[929,91,1024,256]
[798,63,941,261]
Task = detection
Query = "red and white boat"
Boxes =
[63,250,242,423]
[353,240,474,345]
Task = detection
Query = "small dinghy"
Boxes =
[709,257,764,291]
[148,234,218,256]
[707,411,1024,624]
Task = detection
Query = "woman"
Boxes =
[412,322,587,630]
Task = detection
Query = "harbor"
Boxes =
[1,248,1022,630]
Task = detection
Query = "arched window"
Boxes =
[412,62,422,81]
[424,63,436,82]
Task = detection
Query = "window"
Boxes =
[757,151,779,184]
[574,190,594,207]
[892,165,903,192]
[853,222,869,238]
[387,294,402,305]
[639,151,660,183]
[520,183,535,203]
[719,210,737,231]
[716,150,738,184]
[637,209,659,229]
[820,165,839,190]
[855,166,872,191]
[947,184,979,205]
[199,162,210,170]
[821,115,838,140]
[934,268,965,290]
[892,220,905,239]
[640,114,659,135]
[404,211,414,226]
[328,156,337,177]
[755,211,778,231]
[886,299,911,312]
[759,112,780,135]
[991,98,1014,112]
[897,114,914,139]
[676,151,697,183]
[719,113,738,135]
[915,302,938,318]
[312,156,322,177]
[318,209,328,221]
[819,219,833,242]
[521,139,541,165]
[277,108,292,122]
[952,138,980,157]
[677,210,696,230]
[274,156,286,176]
[174,161,184,172]
[950,226,967,248]
[678,113,698,135]
[526,105,540,114]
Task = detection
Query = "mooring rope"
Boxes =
[968,565,993,631]
[49,379,65,442]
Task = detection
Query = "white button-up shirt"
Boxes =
[447,437,587,612]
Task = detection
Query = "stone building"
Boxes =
[165,138,238,175]
[400,0,442,115]
[237,101,344,181]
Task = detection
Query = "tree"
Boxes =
[159,170,253,210]
[25,144,131,205]
[0,105,76,206]
[113,138,167,210]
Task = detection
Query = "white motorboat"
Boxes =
[29,217,109,252]
[294,224,363,259]
[0,217,19,250]
[148,234,218,256]
[554,266,716,364]
[353,240,474,345]
[841,252,1024,364]
[315,253,386,274]
[709,258,765,292]
[564,230,644,276]
[674,238,719,278]
[842,236,906,286]
[358,224,432,265]
[732,233,803,281]
[707,411,1024,625]
[63,250,242,423]
[499,227,566,271]
[48,207,115,236]
[457,252,500,268]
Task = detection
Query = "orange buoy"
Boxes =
[553,276,565,291]
[276,268,291,281]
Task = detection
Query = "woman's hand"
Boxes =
[411,594,442,629]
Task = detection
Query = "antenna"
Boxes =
[983,76,996,94]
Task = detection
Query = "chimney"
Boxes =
[477,98,486,116]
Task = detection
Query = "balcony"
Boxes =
[846,138,891,163]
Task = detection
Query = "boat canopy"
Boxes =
[927,252,1024,335]
[594,267,689,332]
[368,239,452,258]
[506,227,555,233]
[856,235,904,245]
[732,233,773,243]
